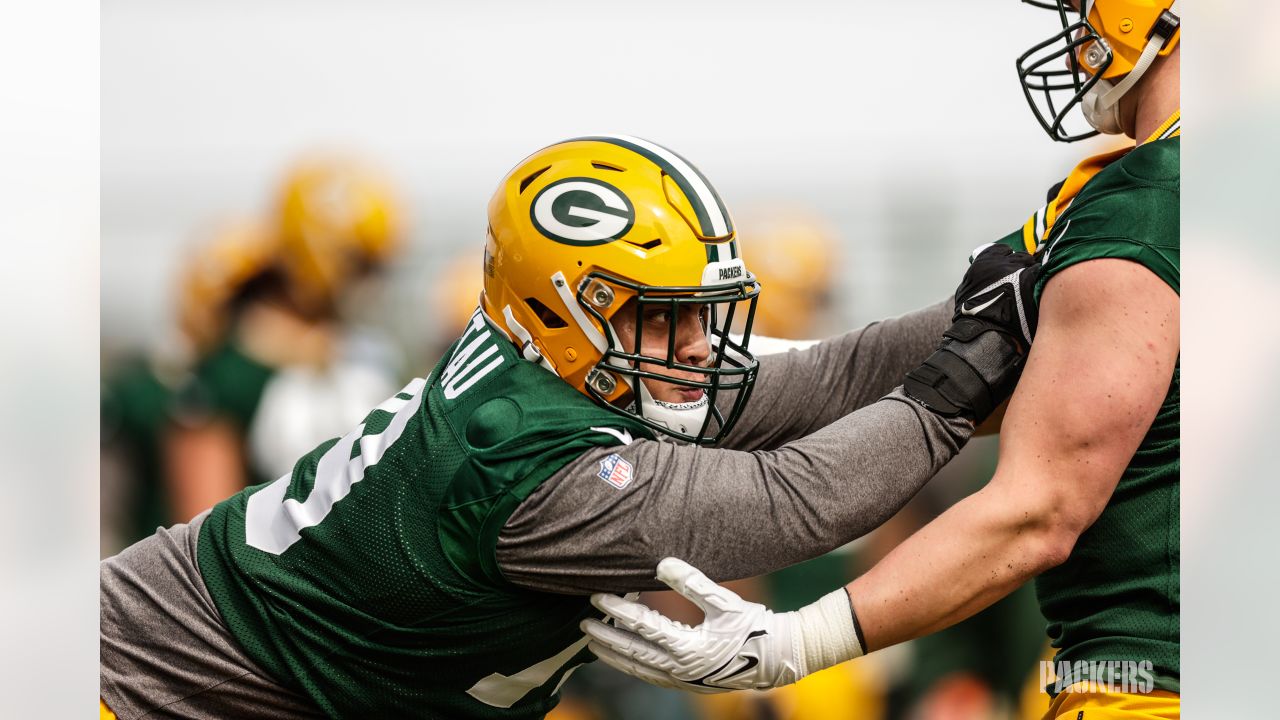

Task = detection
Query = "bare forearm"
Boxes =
[166,424,247,523]
[846,259,1180,654]
[846,480,1065,651]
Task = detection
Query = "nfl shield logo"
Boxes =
[597,453,634,490]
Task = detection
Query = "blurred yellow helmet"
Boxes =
[739,214,837,339]
[482,136,761,444]
[1017,0,1180,141]
[434,249,486,341]
[275,154,403,316]
[175,218,277,355]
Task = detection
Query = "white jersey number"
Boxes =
[466,591,639,708]
[244,377,426,555]
[466,637,589,709]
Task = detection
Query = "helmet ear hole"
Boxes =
[523,297,568,329]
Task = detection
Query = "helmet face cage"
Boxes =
[578,271,761,446]
[1017,0,1114,142]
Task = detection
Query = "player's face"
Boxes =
[611,300,712,404]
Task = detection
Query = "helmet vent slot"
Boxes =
[524,296,568,329]
[624,238,662,250]
[591,161,625,172]
[518,166,551,194]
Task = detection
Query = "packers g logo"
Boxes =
[530,177,635,246]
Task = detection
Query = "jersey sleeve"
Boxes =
[994,226,1033,254]
[1040,234,1179,297]
[172,343,274,429]
[716,299,951,452]
[434,357,657,592]
[1038,141,1180,297]
[495,387,973,594]
[462,423,647,590]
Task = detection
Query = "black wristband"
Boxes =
[903,324,1023,423]
[842,587,868,654]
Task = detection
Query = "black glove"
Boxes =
[904,243,1042,423]
[952,242,1040,349]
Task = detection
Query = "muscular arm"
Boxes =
[845,259,1179,650]
[719,299,951,451]
[498,386,972,594]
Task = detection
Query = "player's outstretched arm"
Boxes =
[497,246,1038,595]
[719,297,952,451]
[165,420,247,524]
[581,257,1177,691]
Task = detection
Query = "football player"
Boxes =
[100,135,1039,719]
[583,3,1181,719]
[101,218,278,553]
[164,154,406,522]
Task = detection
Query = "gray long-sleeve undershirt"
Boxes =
[496,299,973,594]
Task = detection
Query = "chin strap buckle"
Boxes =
[1150,9,1180,47]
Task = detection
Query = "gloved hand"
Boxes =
[903,243,1042,423]
[581,558,862,693]
[952,242,1041,348]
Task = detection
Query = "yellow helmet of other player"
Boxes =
[483,136,761,445]
[1017,0,1180,141]
[175,218,277,355]
[433,249,487,342]
[276,154,403,317]
[739,213,837,339]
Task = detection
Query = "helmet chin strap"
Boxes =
[1081,0,1179,135]
[634,381,709,444]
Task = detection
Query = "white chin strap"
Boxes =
[635,381,709,444]
[1081,0,1178,135]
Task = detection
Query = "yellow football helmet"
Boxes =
[1018,0,1180,141]
[275,154,403,317]
[175,218,277,355]
[482,136,761,445]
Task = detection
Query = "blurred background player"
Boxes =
[101,218,277,553]
[429,248,489,357]
[101,153,409,552]
[739,212,838,341]
[166,153,407,522]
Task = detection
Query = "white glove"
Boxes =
[580,558,864,693]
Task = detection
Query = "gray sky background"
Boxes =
[101,0,1103,350]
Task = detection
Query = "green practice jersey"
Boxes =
[101,358,181,547]
[176,340,278,486]
[197,310,654,719]
[999,133,1180,693]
